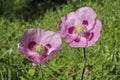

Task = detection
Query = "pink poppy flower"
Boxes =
[18,29,62,65]
[59,7,102,47]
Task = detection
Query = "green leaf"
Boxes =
[28,68,35,76]
[20,76,26,80]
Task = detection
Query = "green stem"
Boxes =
[81,48,86,80]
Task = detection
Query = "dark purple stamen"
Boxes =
[74,37,80,42]
[68,27,75,34]
[28,41,36,50]
[46,44,51,48]
[89,32,94,41]
[84,32,90,39]
[84,32,94,41]
[82,20,88,26]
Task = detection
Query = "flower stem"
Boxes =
[81,48,86,80]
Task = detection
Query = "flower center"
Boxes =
[35,45,44,53]
[75,25,84,33]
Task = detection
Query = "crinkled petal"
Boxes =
[64,34,78,45]
[18,44,29,58]
[59,15,67,37]
[19,29,44,49]
[32,48,61,65]
[65,12,80,27]
[76,7,96,30]
[86,20,102,47]
[68,36,87,48]
[64,33,87,47]
[40,31,62,51]
[18,43,39,59]
[59,12,79,37]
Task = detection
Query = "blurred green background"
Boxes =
[0,0,120,80]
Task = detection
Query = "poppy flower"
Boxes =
[18,29,62,65]
[59,7,102,47]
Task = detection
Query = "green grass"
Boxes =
[0,0,120,80]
